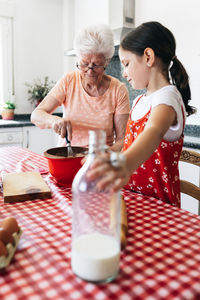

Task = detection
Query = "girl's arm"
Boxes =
[87,104,176,191]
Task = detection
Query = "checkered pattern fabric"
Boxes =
[73,191,112,236]
[0,147,200,300]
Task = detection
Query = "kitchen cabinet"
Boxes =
[23,126,58,155]
[64,0,135,49]
[0,127,23,147]
[73,0,134,33]
[179,148,200,215]
[0,125,59,155]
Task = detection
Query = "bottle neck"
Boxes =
[88,144,106,155]
[88,130,107,155]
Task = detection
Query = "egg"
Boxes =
[0,240,8,256]
[1,217,19,235]
[0,227,14,246]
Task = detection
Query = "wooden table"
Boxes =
[0,147,200,300]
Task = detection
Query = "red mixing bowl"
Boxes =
[44,146,88,187]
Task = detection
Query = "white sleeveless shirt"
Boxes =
[131,85,186,142]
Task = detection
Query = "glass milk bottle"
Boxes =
[71,130,121,283]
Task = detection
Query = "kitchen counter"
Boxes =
[183,124,200,149]
[0,115,33,127]
[0,114,62,128]
[0,114,199,149]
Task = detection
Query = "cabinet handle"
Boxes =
[8,135,14,142]
[26,130,29,148]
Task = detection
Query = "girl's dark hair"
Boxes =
[121,21,196,116]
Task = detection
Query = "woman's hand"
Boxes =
[52,118,72,140]
[87,152,132,192]
[111,113,129,152]
[31,95,73,140]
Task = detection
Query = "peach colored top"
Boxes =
[49,71,130,147]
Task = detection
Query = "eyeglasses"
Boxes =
[76,63,106,72]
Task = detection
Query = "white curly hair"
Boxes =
[73,24,115,61]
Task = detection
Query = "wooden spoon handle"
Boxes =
[110,193,128,250]
[120,195,128,250]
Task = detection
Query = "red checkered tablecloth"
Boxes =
[0,147,200,300]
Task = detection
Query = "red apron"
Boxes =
[123,95,184,207]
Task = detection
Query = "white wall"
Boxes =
[62,0,77,76]
[13,0,63,114]
[135,0,200,124]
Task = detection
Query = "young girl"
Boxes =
[87,21,196,207]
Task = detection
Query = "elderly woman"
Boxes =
[31,24,130,151]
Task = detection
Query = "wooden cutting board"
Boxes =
[2,171,51,203]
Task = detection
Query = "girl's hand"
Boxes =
[52,118,72,140]
[87,152,132,192]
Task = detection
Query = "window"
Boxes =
[0,16,14,105]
